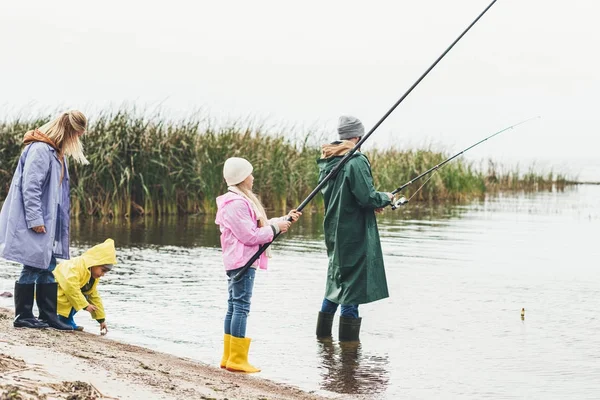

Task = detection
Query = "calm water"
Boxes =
[1,185,600,399]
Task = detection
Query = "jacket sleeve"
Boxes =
[87,282,106,321]
[55,260,90,312]
[221,200,275,246]
[21,144,52,228]
[268,216,286,224]
[348,156,391,209]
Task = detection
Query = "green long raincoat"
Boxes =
[318,141,392,305]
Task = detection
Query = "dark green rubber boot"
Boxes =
[338,316,362,342]
[316,311,335,338]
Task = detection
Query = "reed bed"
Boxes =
[0,112,572,217]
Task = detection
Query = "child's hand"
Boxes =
[287,209,302,223]
[100,322,108,336]
[85,304,98,313]
[277,220,291,233]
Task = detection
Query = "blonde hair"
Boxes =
[230,179,273,258]
[235,183,268,228]
[38,110,89,165]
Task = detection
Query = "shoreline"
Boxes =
[0,307,331,400]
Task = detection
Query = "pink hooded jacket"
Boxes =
[215,191,278,271]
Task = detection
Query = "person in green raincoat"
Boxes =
[315,116,393,342]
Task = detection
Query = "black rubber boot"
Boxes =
[316,311,335,338]
[338,316,362,342]
[13,282,48,329]
[36,283,73,331]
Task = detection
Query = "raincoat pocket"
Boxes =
[53,204,62,252]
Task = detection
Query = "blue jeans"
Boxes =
[58,307,79,329]
[321,298,359,319]
[18,256,57,284]
[224,267,256,338]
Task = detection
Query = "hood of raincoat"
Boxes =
[317,140,364,178]
[81,238,117,268]
[215,191,241,215]
[23,130,61,154]
[320,140,356,159]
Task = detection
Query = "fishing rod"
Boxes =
[233,0,500,281]
[390,117,539,209]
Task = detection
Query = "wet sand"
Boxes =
[0,307,331,400]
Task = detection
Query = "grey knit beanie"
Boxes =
[338,116,365,140]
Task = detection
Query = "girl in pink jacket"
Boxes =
[215,157,300,373]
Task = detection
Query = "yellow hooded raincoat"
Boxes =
[52,239,117,320]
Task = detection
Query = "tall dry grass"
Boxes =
[0,111,573,217]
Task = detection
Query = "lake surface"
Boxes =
[1,185,599,399]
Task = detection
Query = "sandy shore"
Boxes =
[0,307,331,400]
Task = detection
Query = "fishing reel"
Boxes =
[391,196,408,210]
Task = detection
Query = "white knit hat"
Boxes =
[223,157,253,186]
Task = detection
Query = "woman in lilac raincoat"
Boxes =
[215,157,301,373]
[0,111,88,330]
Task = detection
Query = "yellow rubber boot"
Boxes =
[225,336,260,373]
[220,334,231,369]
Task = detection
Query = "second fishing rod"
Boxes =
[232,0,500,281]
[389,117,539,210]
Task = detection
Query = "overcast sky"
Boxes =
[1,1,598,179]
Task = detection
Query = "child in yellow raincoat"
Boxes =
[52,238,117,334]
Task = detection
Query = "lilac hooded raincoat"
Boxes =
[0,142,71,269]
